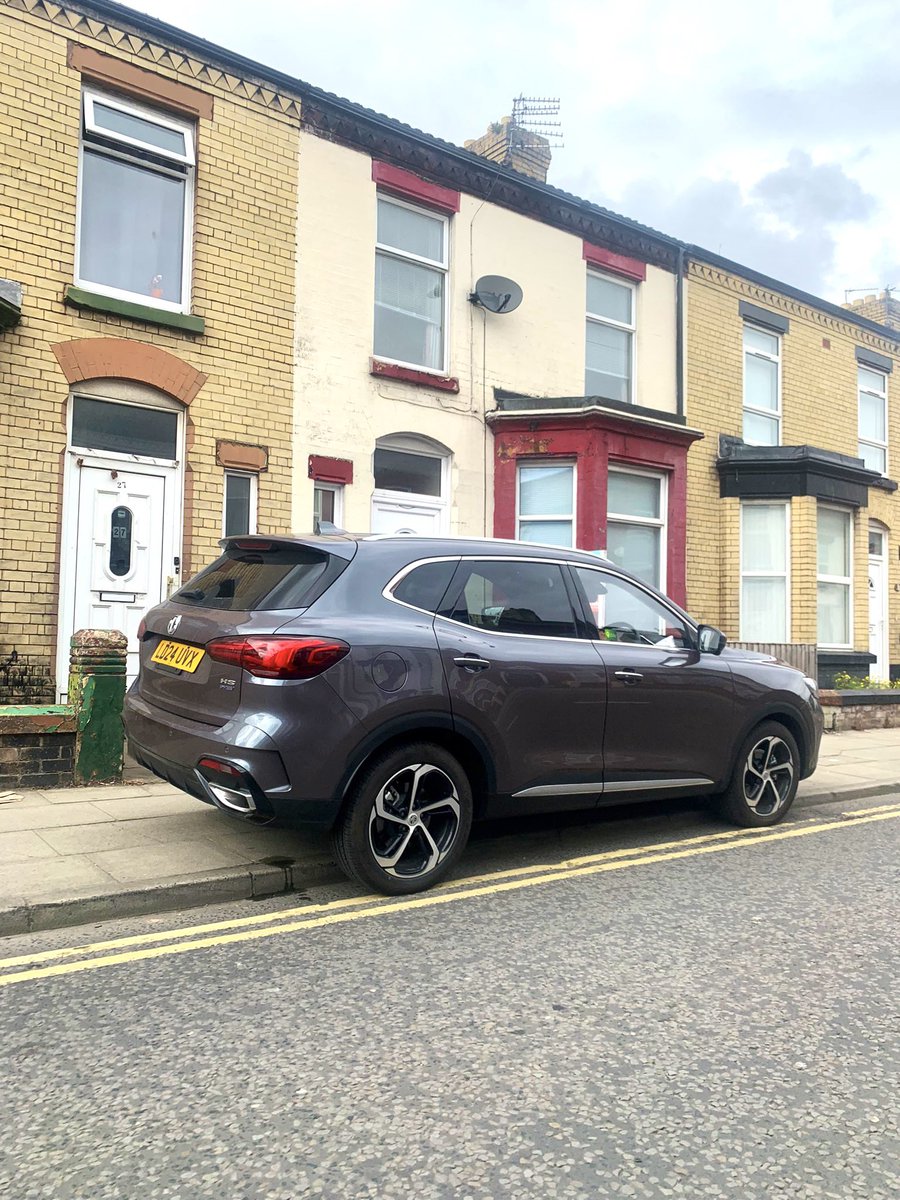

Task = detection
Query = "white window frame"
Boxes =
[374,194,450,376]
[857,365,888,476]
[222,471,258,538]
[585,270,636,403]
[313,482,344,532]
[817,504,853,650]
[515,460,577,549]
[606,465,667,592]
[742,323,782,445]
[76,87,196,314]
[739,500,791,642]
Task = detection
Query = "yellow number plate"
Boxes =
[150,639,205,674]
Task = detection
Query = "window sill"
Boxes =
[65,286,205,335]
[370,358,459,393]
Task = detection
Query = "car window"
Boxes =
[175,545,330,611]
[391,560,457,613]
[440,560,578,638]
[573,567,692,648]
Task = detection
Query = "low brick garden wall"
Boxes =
[819,689,900,732]
[0,707,77,790]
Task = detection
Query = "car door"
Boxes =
[433,557,607,810]
[570,565,736,793]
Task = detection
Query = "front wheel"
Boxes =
[331,743,473,895]
[716,721,800,828]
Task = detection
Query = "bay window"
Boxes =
[817,506,852,647]
[516,463,575,547]
[740,502,789,641]
[77,88,195,310]
[374,196,448,372]
[606,468,665,589]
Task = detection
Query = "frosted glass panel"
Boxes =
[518,520,573,547]
[518,465,573,516]
[817,508,850,576]
[742,505,786,572]
[607,471,660,519]
[743,409,779,445]
[818,582,849,645]
[741,578,787,641]
[606,522,660,587]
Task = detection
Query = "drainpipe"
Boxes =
[675,246,685,419]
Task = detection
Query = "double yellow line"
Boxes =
[2,801,898,989]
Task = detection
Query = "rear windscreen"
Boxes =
[174,545,330,611]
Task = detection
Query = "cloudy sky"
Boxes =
[125,0,898,303]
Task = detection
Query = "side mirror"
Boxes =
[696,624,727,655]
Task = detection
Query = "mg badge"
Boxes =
[167,615,182,635]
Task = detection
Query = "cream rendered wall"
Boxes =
[293,132,678,535]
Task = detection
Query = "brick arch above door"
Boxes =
[50,338,207,406]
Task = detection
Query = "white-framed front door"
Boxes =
[370,494,446,535]
[868,522,888,681]
[57,455,180,699]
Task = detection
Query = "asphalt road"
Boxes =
[0,795,898,1200]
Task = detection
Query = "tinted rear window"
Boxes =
[392,560,457,613]
[174,545,330,611]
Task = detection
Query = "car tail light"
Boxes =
[137,618,146,640]
[206,636,350,679]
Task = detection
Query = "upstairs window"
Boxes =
[742,325,781,444]
[858,366,888,475]
[585,272,635,403]
[374,196,448,372]
[77,89,195,311]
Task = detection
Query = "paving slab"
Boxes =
[90,793,205,821]
[85,840,259,884]
[36,823,164,856]
[0,803,111,834]
[0,830,57,865]
[0,855,116,903]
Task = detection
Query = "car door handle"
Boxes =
[614,670,644,685]
[453,655,491,672]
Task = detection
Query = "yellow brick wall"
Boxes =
[686,261,900,674]
[0,1,298,688]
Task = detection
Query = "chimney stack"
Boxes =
[465,116,552,183]
[843,288,900,332]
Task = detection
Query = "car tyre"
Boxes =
[332,742,474,895]
[716,720,800,828]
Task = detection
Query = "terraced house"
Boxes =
[683,256,900,685]
[1,0,299,700]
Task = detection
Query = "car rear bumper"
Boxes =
[124,689,341,827]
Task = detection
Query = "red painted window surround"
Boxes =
[370,358,460,393]
[491,414,699,607]
[308,455,353,485]
[372,161,461,215]
[583,242,647,283]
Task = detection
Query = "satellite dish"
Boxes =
[469,275,523,315]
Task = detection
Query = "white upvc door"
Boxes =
[58,459,178,698]
[868,525,888,681]
[370,494,446,535]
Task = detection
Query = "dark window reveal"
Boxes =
[72,396,178,459]
[374,448,442,496]
[174,544,331,611]
[109,507,133,576]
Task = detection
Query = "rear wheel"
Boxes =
[332,742,473,895]
[716,720,800,827]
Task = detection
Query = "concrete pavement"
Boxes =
[1,727,898,935]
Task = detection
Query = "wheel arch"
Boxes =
[733,704,810,780]
[335,713,495,823]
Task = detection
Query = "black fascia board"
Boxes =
[493,389,687,425]
[73,1,681,265]
[716,437,882,506]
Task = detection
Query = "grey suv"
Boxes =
[124,535,823,894]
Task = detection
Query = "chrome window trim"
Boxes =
[383,554,698,647]
[513,776,714,799]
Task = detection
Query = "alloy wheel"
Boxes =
[742,735,794,816]
[367,763,462,879]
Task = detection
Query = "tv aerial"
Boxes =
[469,275,523,314]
